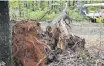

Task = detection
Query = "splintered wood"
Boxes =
[12,21,46,66]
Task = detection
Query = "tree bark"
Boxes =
[0,1,12,66]
[18,1,21,18]
[73,0,75,6]
[68,1,71,6]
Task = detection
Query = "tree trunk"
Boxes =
[52,1,54,10]
[68,1,71,6]
[73,0,75,6]
[18,1,21,18]
[0,1,12,66]
[32,1,35,11]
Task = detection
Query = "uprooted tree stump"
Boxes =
[12,21,46,66]
[43,24,86,65]
[65,35,85,51]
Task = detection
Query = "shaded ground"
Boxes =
[47,49,104,66]
[70,22,104,50]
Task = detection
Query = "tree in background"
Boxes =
[0,1,12,66]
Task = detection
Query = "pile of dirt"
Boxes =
[12,21,46,66]
[46,35,104,66]
[47,49,104,66]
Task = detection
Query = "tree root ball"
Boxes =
[12,21,46,66]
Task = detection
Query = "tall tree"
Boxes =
[73,0,75,6]
[18,1,21,18]
[0,1,12,66]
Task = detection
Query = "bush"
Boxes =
[69,9,88,21]
[29,10,45,20]
[44,12,56,19]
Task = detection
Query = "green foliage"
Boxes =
[44,12,56,19]
[29,9,45,20]
[9,1,56,20]
[88,6,101,12]
[9,1,103,21]
[69,9,87,21]
[9,1,18,6]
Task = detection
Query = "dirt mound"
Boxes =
[12,21,46,66]
[46,35,104,66]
